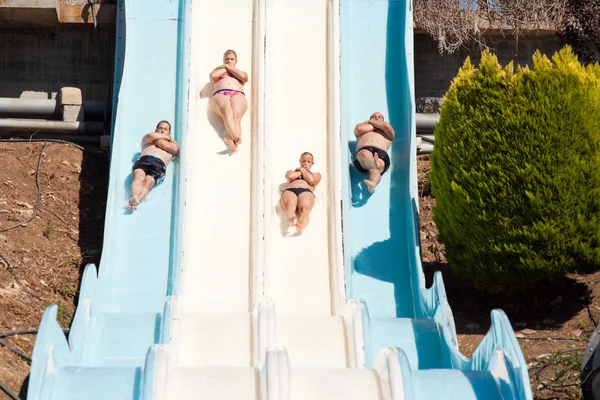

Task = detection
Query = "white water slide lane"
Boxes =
[263,0,351,370]
[262,0,386,398]
[157,0,259,398]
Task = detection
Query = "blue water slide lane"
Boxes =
[340,0,532,398]
[28,0,189,399]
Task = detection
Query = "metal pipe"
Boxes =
[418,143,434,154]
[0,98,105,120]
[419,134,434,144]
[0,119,104,134]
[0,132,104,145]
[416,113,439,133]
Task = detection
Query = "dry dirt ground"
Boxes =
[0,142,108,400]
[0,149,594,399]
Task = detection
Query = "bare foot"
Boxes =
[295,223,304,235]
[224,138,238,152]
[234,137,242,146]
[127,196,140,211]
[364,179,377,193]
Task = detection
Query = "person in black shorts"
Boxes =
[353,112,395,193]
[127,120,179,212]
[279,152,322,235]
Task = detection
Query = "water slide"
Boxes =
[28,0,534,399]
[340,1,533,399]
[27,0,189,398]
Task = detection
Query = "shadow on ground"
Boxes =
[74,146,110,301]
[423,261,591,334]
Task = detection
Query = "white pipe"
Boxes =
[418,143,434,154]
[0,134,105,145]
[0,119,104,134]
[416,113,439,132]
[418,134,434,144]
[0,98,105,118]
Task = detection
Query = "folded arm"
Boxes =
[370,119,395,141]
[354,122,374,138]
[299,168,321,187]
[224,65,249,84]
[154,138,179,156]
[286,170,302,182]
[210,67,226,81]
[142,132,171,147]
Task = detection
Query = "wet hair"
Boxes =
[224,49,237,59]
[156,120,171,132]
[300,151,314,161]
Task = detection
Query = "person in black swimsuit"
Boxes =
[127,120,179,212]
[280,152,322,235]
[353,112,395,193]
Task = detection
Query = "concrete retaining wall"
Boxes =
[0,26,115,101]
[414,34,563,112]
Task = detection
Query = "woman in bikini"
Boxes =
[279,152,322,235]
[209,49,248,152]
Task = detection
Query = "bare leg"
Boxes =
[137,175,157,204]
[128,169,146,211]
[295,192,315,235]
[356,149,380,192]
[231,94,248,146]
[279,190,298,227]
[210,94,238,151]
[364,153,386,193]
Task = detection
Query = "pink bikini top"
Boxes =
[213,71,241,84]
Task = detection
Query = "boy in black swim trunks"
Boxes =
[127,120,179,211]
[353,112,395,193]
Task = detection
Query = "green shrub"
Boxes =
[430,46,600,292]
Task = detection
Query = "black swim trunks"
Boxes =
[284,187,315,197]
[353,146,391,175]
[132,155,166,185]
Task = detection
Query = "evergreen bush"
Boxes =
[430,46,600,292]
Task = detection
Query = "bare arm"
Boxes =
[370,119,395,141]
[142,132,170,147]
[210,67,226,81]
[298,168,321,187]
[224,65,249,84]
[286,170,302,182]
[154,139,179,156]
[354,122,374,138]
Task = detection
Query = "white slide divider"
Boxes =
[265,347,291,400]
[343,299,366,368]
[251,0,267,309]
[326,0,345,317]
[374,348,407,400]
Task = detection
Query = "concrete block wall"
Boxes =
[0,26,115,102]
[414,34,563,112]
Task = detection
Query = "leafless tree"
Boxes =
[414,0,566,53]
